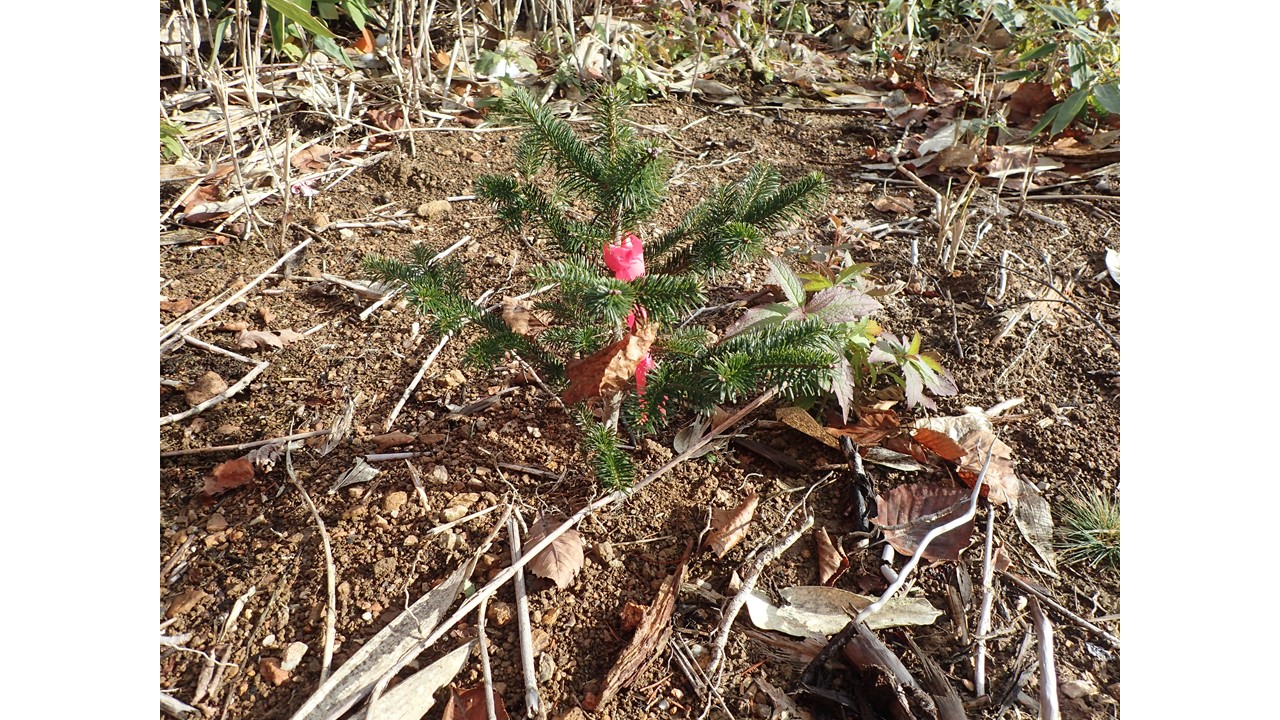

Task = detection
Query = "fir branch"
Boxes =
[741,172,828,232]
[631,274,706,323]
[499,87,606,193]
[587,84,638,162]
[580,415,636,490]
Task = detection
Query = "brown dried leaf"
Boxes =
[776,406,839,449]
[827,409,900,446]
[561,322,658,405]
[290,144,338,171]
[161,298,193,314]
[180,184,219,214]
[185,371,228,406]
[441,685,509,720]
[593,558,687,710]
[501,296,547,336]
[236,329,283,350]
[872,195,915,215]
[165,588,208,619]
[368,107,405,131]
[912,428,966,464]
[524,515,584,589]
[956,429,1020,505]
[372,431,416,452]
[871,483,974,561]
[707,491,759,558]
[1007,82,1055,127]
[278,328,305,345]
[814,527,848,585]
[203,457,255,495]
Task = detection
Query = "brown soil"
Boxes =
[161,99,1119,720]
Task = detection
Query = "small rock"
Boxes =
[416,199,451,220]
[204,531,227,548]
[262,633,276,647]
[185,371,228,406]
[592,541,616,564]
[1062,678,1099,699]
[542,606,561,626]
[339,228,356,241]
[259,657,290,686]
[161,297,193,314]
[429,465,450,484]
[373,557,397,579]
[382,491,409,514]
[280,642,308,671]
[441,505,468,522]
[215,424,241,436]
[488,601,514,626]
[165,588,208,619]
[531,628,552,655]
[441,369,468,388]
[538,653,555,683]
[404,535,418,546]
[206,513,229,532]
[467,151,483,163]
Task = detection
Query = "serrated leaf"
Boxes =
[807,286,881,323]
[524,515,584,588]
[723,305,788,338]
[766,255,806,307]
[797,272,833,292]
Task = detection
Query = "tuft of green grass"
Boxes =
[1057,488,1119,569]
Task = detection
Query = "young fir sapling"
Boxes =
[365,84,951,488]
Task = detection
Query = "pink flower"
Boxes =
[604,232,645,281]
[635,351,656,395]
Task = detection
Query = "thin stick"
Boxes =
[1028,597,1060,720]
[404,460,432,512]
[160,237,313,352]
[858,441,996,623]
[477,597,499,720]
[287,444,337,684]
[975,504,997,697]
[160,361,270,426]
[1002,573,1121,649]
[177,333,255,364]
[508,513,545,720]
[160,429,329,458]
[363,389,778,713]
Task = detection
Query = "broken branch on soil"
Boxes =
[160,236,312,353]
[477,597,499,720]
[508,513,545,720]
[975,503,998,697]
[160,360,270,427]
[287,444,337,684]
[1028,597,1061,720]
[858,440,996,624]
[1002,572,1120,649]
[361,390,779,717]
[160,428,329,458]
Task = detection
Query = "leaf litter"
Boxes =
[706,490,759,558]
[524,514,585,589]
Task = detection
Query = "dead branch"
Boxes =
[508,512,545,720]
[160,360,270,427]
[1002,573,1120,649]
[286,445,337,684]
[975,504,997,697]
[161,429,329,458]
[1028,597,1060,720]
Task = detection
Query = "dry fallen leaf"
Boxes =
[236,329,284,350]
[259,657,290,687]
[827,408,900,446]
[441,685,509,720]
[524,515,585,589]
[745,586,942,636]
[1007,82,1056,127]
[203,457,255,495]
[871,483,974,561]
[592,558,687,710]
[561,322,658,405]
[373,431,416,452]
[165,588,208,619]
[619,600,647,633]
[161,298,193,314]
[776,406,839,449]
[912,428,966,464]
[185,371,228,406]
[368,107,405,131]
[707,491,759,558]
[956,428,1020,505]
[500,296,548,337]
[290,144,338,171]
[1013,483,1057,572]
[814,527,848,585]
[871,195,915,215]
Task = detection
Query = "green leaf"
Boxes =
[797,272,833,292]
[264,0,335,39]
[1093,81,1120,114]
[1037,3,1079,28]
[997,70,1038,82]
[1051,88,1089,136]
[269,7,286,51]
[835,263,872,286]
[1029,102,1061,136]
[313,33,354,69]
[766,255,806,307]
[1016,42,1057,64]
[211,14,232,64]
[1066,41,1093,89]
[318,1,339,20]
[345,0,370,30]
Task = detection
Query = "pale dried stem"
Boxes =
[1002,573,1120,649]
[287,446,338,684]
[508,513,545,720]
[1028,597,1060,720]
[975,502,997,697]
[161,428,329,458]
[477,597,499,720]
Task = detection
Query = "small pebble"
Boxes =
[206,513,228,532]
[382,491,408,514]
[280,642,308,672]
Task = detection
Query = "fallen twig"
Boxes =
[477,597,499,720]
[161,429,329,458]
[975,504,997,697]
[858,441,996,623]
[287,443,337,684]
[161,692,200,719]
[1002,573,1120,649]
[160,236,312,353]
[508,513,545,720]
[1028,597,1060,720]
[160,360,270,427]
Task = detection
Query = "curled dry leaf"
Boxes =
[561,322,657,405]
[524,515,585,589]
[814,527,848,585]
[236,329,283,350]
[372,431,416,452]
[912,428,966,464]
[827,408,900,446]
[185,371,228,406]
[203,457,255,495]
[776,406,839,449]
[367,107,405,131]
[441,685,509,720]
[707,491,759,558]
[161,298,193,314]
[871,195,915,215]
[871,483,975,561]
[956,428,1020,505]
